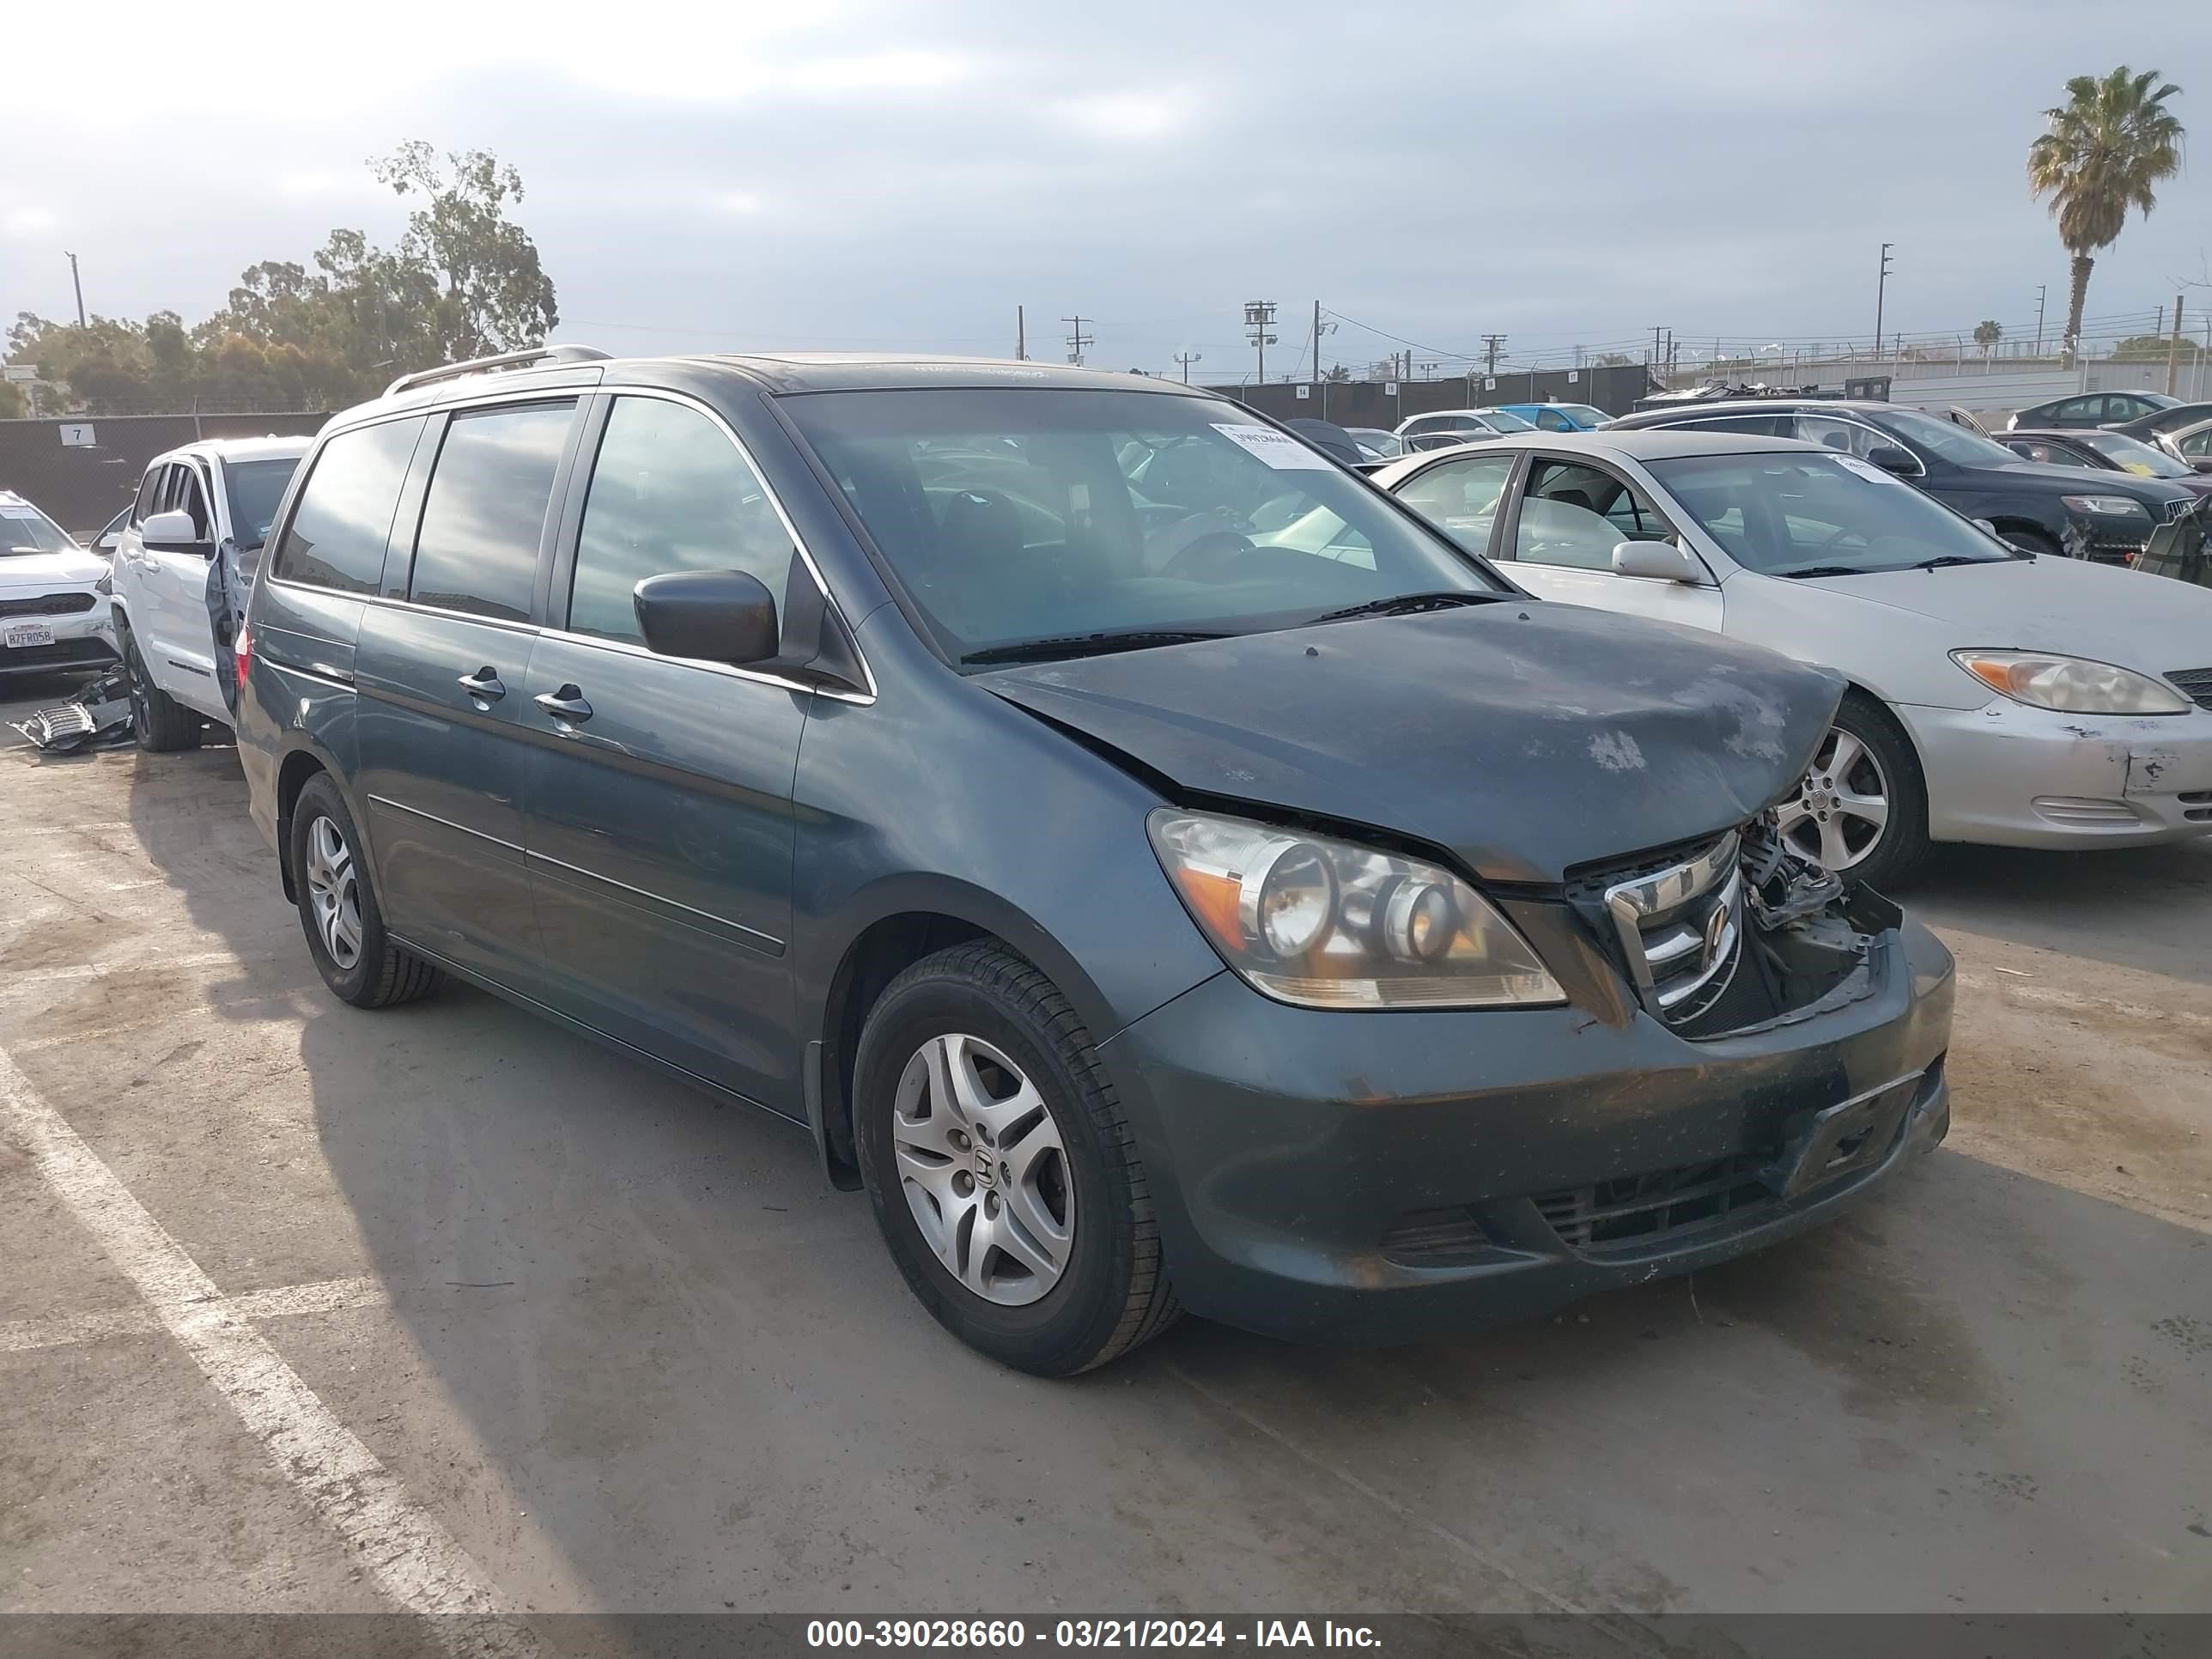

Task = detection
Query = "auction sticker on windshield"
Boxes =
[1832,455,1905,485]
[1212,423,1333,469]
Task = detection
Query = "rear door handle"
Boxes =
[534,685,592,723]
[457,667,506,702]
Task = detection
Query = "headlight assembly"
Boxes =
[2059,495,2149,518]
[1147,809,1565,1010]
[1949,650,2190,715]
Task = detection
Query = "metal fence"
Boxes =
[1,412,331,533]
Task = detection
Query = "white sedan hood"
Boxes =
[0,550,108,590]
[1797,555,2212,674]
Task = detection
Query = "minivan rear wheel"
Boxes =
[854,942,1179,1376]
[289,774,445,1008]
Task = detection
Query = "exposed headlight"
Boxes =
[2059,495,2148,518]
[1949,650,2190,715]
[1146,809,1565,1010]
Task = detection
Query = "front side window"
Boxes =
[1869,406,2022,468]
[272,420,424,595]
[2180,427,2212,458]
[132,467,164,526]
[1534,408,1574,431]
[2073,429,2195,478]
[1395,453,1516,554]
[781,387,1502,664]
[173,466,213,541]
[568,398,794,647]
[2007,440,2090,469]
[1474,410,1535,433]
[1514,460,1668,569]
[409,403,574,623]
[1794,415,1895,462]
[1648,452,2014,578]
[222,458,304,551]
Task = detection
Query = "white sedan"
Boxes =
[1,490,119,684]
[1375,430,2212,889]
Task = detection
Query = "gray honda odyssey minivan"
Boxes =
[237,347,1953,1375]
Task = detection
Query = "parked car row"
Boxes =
[171,346,1957,1376]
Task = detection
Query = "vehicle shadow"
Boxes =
[88,748,2212,1616]
[1897,836,2212,988]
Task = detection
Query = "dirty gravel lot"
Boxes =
[1,680,2207,1621]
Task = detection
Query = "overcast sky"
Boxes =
[5,0,2209,381]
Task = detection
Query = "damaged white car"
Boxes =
[110,437,310,750]
[0,489,119,683]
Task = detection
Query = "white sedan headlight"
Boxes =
[1147,809,1565,1010]
[1950,650,2190,715]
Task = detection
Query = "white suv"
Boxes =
[1,489,118,682]
[111,437,310,750]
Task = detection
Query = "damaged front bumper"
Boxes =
[1099,821,1953,1346]
[1904,696,2212,848]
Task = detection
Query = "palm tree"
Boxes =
[1973,319,2002,360]
[2028,66,2185,360]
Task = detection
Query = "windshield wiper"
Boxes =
[961,629,1232,666]
[1305,591,1507,624]
[1776,564,1877,580]
[1911,554,1998,570]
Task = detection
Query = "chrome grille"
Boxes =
[2167,667,2212,712]
[2164,498,2195,525]
[1601,830,1744,1026]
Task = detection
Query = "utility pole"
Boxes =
[1308,301,1335,395]
[1172,349,1201,384]
[1243,301,1277,384]
[1061,315,1091,367]
[1874,242,1893,365]
[2033,284,2047,356]
[65,252,86,328]
[1016,305,1025,361]
[1481,334,1506,377]
[1651,325,1663,368]
[2167,294,2186,395]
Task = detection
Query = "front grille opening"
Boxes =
[1380,1206,1492,1267]
[2166,667,2212,713]
[0,592,98,618]
[1535,1152,1778,1255]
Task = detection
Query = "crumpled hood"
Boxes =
[1796,555,2212,672]
[0,550,106,589]
[981,603,1844,884]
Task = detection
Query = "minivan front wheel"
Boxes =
[288,774,444,1009]
[854,943,1179,1375]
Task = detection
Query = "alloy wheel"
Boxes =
[890,1033,1075,1307]
[1778,725,1890,872]
[302,815,364,969]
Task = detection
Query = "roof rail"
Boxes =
[384,343,612,399]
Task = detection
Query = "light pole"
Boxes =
[1874,242,1893,364]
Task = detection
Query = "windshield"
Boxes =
[223,457,303,551]
[1648,452,2017,578]
[1557,405,1610,426]
[0,501,77,556]
[781,387,1503,662]
[2140,392,2184,410]
[1475,409,1535,432]
[2074,429,2195,478]
[1875,406,2026,468]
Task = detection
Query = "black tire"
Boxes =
[117,617,204,752]
[288,773,444,1009]
[1793,692,1931,893]
[2002,527,2062,559]
[854,942,1179,1376]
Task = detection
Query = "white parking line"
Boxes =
[0,1274,391,1354]
[0,1046,530,1650]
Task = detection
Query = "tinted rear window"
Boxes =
[270,420,423,594]
[408,404,574,623]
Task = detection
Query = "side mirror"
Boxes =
[634,568,780,666]
[141,508,210,553]
[1866,444,1920,477]
[1971,519,2002,538]
[2192,458,2212,475]
[1612,540,1705,583]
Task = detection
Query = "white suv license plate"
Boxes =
[4,623,56,649]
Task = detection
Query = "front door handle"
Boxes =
[534,685,593,723]
[458,667,506,702]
